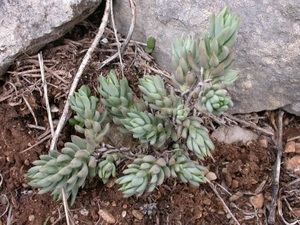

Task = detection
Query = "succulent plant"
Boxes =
[139,75,182,117]
[98,154,119,184]
[28,7,241,205]
[120,110,172,148]
[200,84,234,114]
[116,155,170,197]
[180,118,215,159]
[199,7,240,81]
[98,70,134,124]
[27,86,109,204]
[169,146,207,186]
[172,37,200,91]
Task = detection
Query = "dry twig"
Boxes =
[100,0,136,68]
[110,0,124,76]
[207,180,241,225]
[22,95,38,126]
[62,188,72,225]
[223,113,274,136]
[268,111,284,224]
[38,52,55,136]
[49,0,112,152]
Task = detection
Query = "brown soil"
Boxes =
[0,102,279,225]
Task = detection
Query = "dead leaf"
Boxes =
[250,193,264,209]
[98,209,116,224]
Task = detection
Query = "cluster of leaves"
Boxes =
[27,7,240,204]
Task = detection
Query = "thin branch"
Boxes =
[61,188,72,225]
[100,0,136,68]
[22,95,38,126]
[49,0,111,152]
[110,0,124,76]
[38,52,54,136]
[207,180,241,225]
[268,111,284,224]
[223,113,274,136]
[21,134,51,153]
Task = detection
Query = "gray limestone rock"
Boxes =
[0,0,101,77]
[114,0,300,115]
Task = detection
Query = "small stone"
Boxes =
[285,141,296,153]
[106,179,115,188]
[123,204,128,209]
[122,211,127,218]
[28,215,35,221]
[101,38,109,44]
[98,209,116,224]
[258,136,268,148]
[231,180,239,189]
[111,201,116,207]
[229,192,243,202]
[24,159,30,166]
[50,105,59,113]
[250,193,264,209]
[295,143,300,153]
[292,208,300,217]
[203,197,211,206]
[80,208,89,216]
[132,210,144,220]
[205,172,217,181]
[286,156,300,175]
[50,217,55,223]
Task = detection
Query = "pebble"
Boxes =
[80,208,89,216]
[203,198,211,206]
[286,156,300,175]
[122,211,127,218]
[205,172,217,181]
[106,179,115,188]
[231,180,239,189]
[285,141,296,153]
[123,204,128,209]
[28,215,35,222]
[98,209,116,224]
[250,193,264,209]
[258,136,268,148]
[132,210,144,220]
[229,191,243,202]
[111,201,116,207]
[296,143,300,153]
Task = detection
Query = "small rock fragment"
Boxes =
[80,208,89,216]
[258,136,268,148]
[295,143,300,153]
[250,193,264,209]
[98,209,116,224]
[211,125,258,144]
[292,208,300,217]
[205,172,217,181]
[286,156,300,175]
[132,210,144,220]
[229,191,243,202]
[285,141,296,153]
[28,215,35,222]
[122,211,127,218]
[106,179,115,188]
[231,180,239,189]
